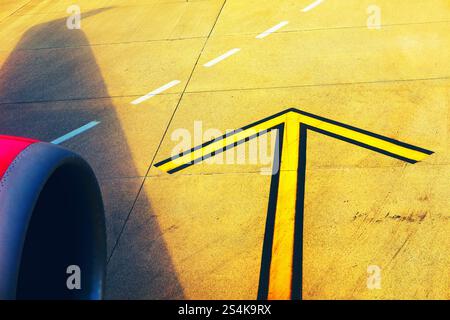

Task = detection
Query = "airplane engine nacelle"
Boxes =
[0,135,106,299]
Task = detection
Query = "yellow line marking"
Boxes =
[156,114,285,173]
[268,115,300,300]
[156,110,430,173]
[296,113,429,162]
[155,108,433,299]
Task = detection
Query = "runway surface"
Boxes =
[1,0,449,299]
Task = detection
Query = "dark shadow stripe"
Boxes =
[291,124,308,300]
[257,124,284,300]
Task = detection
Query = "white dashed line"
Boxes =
[203,48,241,67]
[51,121,100,145]
[131,80,181,105]
[302,0,324,12]
[256,21,289,39]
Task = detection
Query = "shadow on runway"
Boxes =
[0,8,184,299]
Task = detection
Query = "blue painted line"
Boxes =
[51,121,100,145]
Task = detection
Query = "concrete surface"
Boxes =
[0,0,449,299]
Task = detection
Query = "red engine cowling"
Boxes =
[0,136,37,180]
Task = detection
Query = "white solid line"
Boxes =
[302,0,324,12]
[51,121,100,145]
[256,21,289,39]
[131,80,181,105]
[203,48,241,67]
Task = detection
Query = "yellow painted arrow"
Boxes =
[154,108,433,300]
